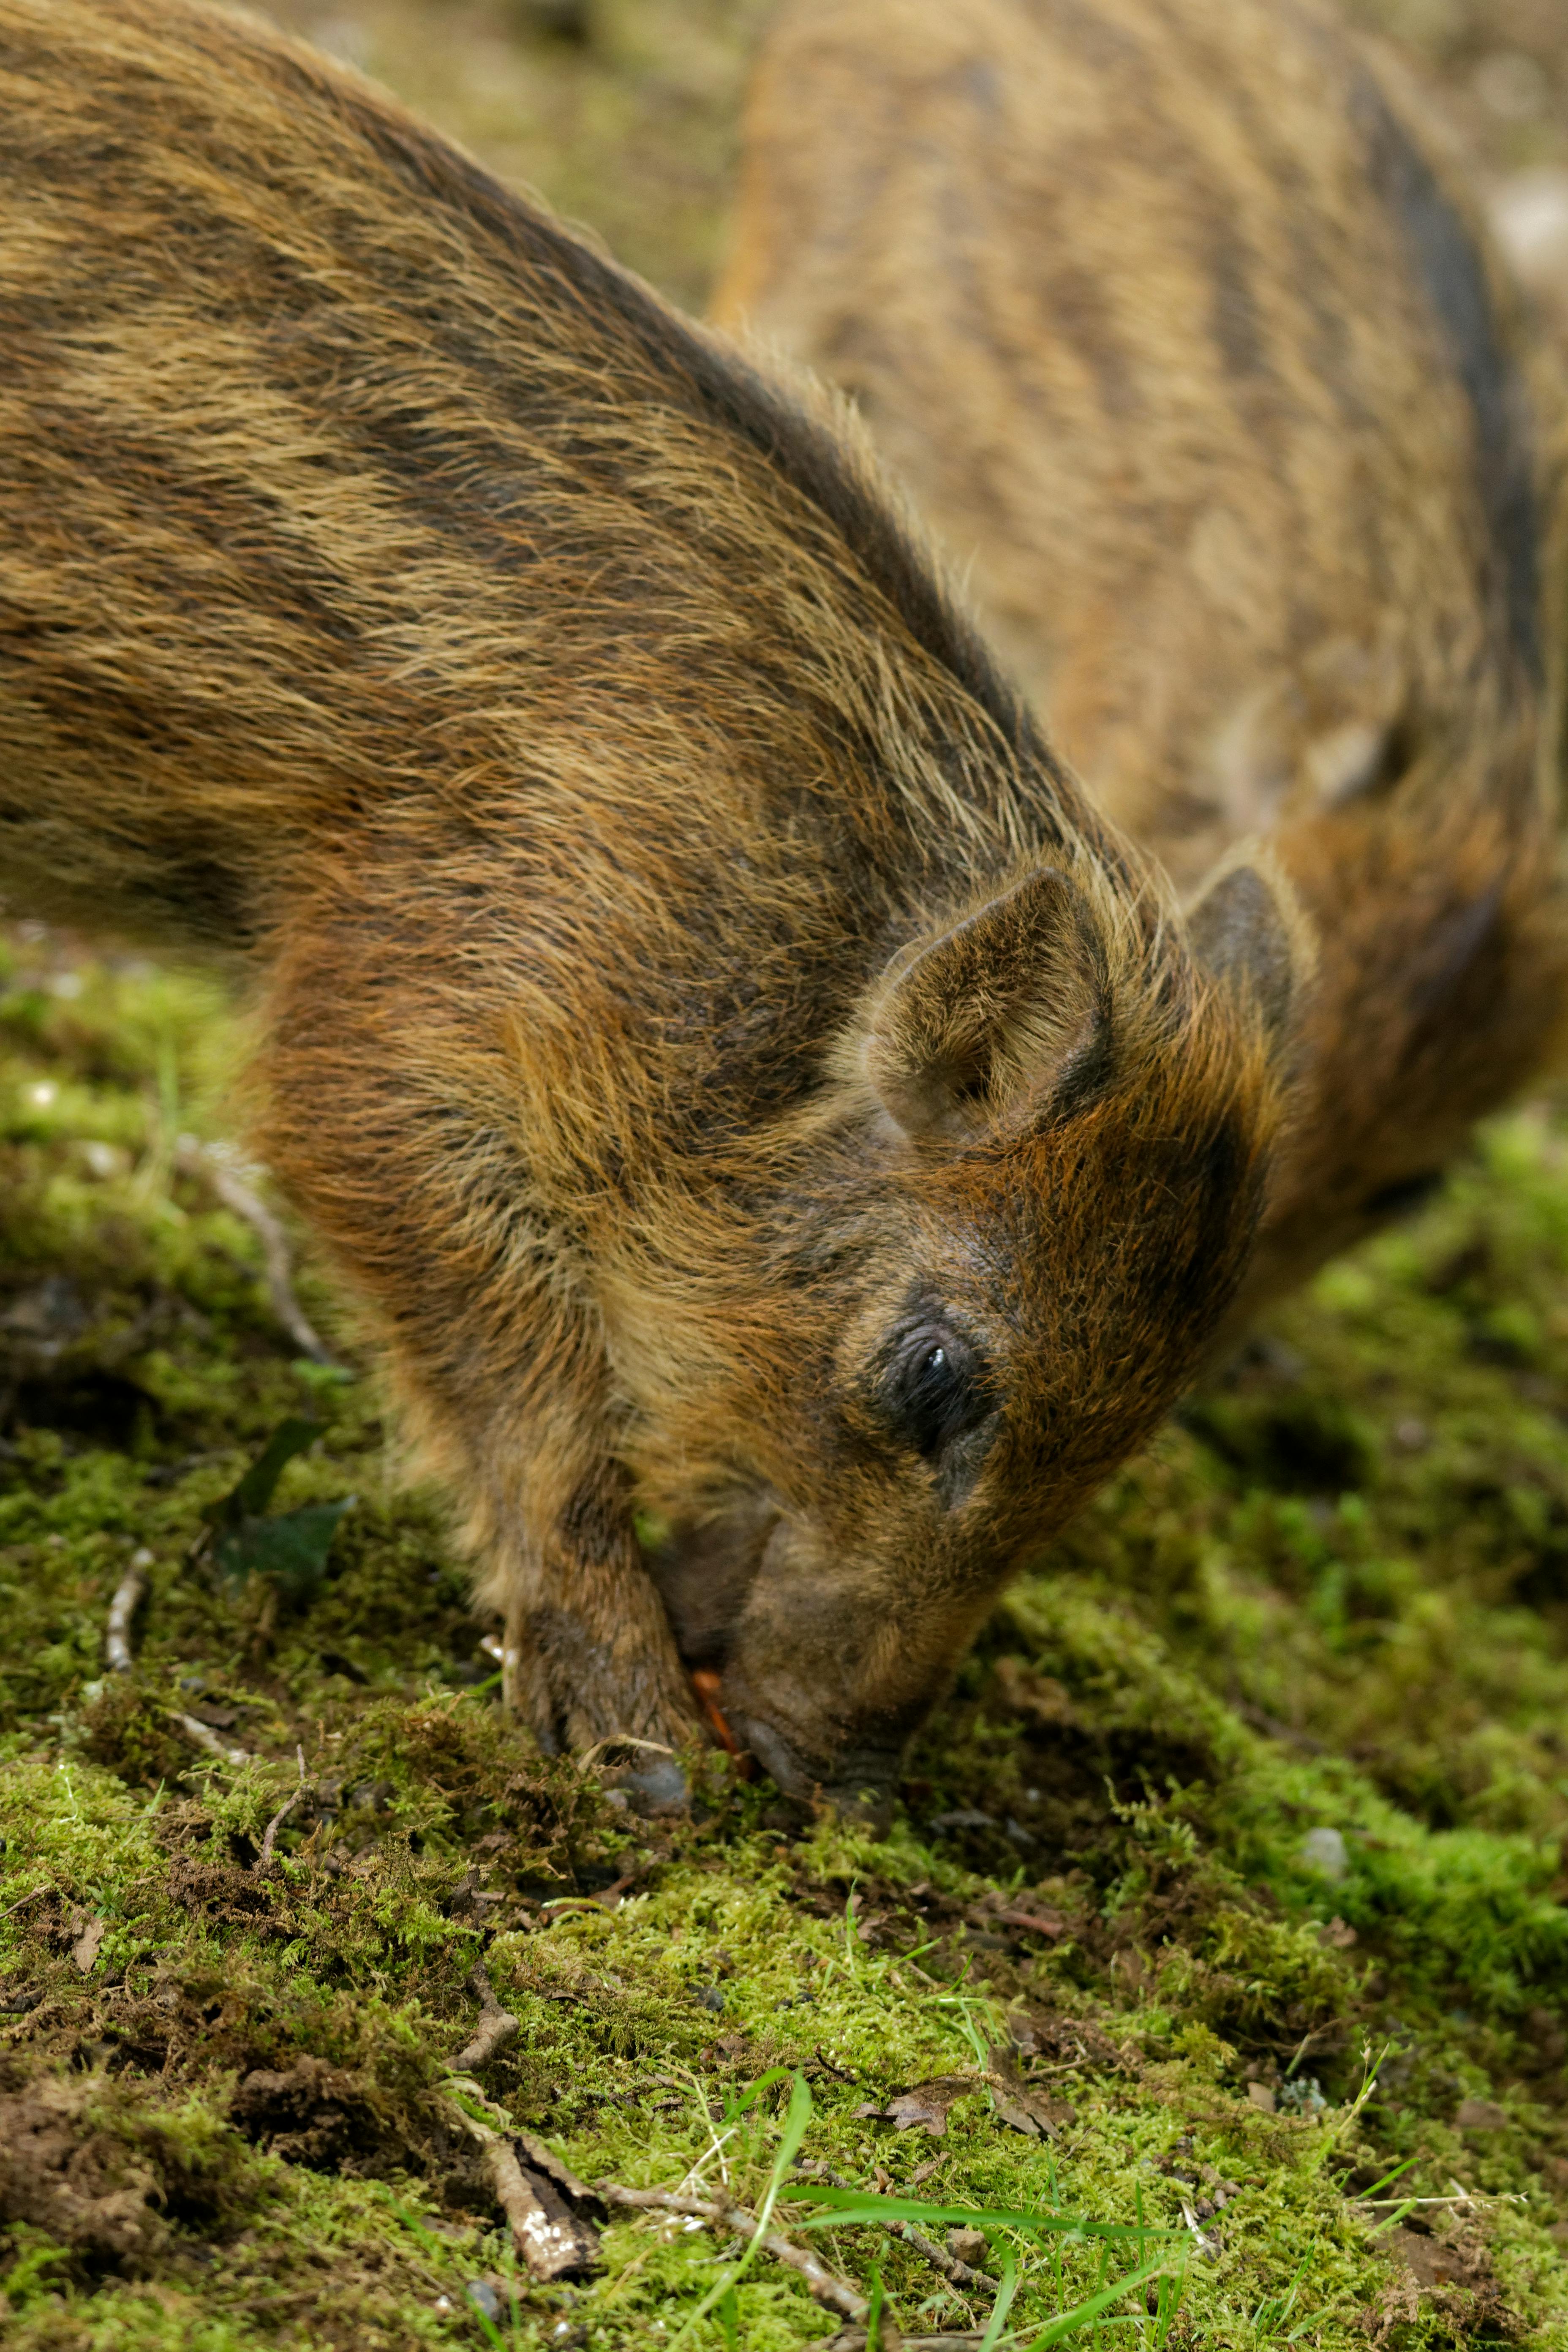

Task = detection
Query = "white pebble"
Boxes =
[1301,1827,1348,1880]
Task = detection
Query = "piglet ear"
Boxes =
[862,868,1108,1142]
[1185,855,1309,1051]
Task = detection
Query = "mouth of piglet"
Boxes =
[715,1675,902,1827]
[650,1502,904,1823]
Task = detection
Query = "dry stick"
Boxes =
[448,2100,865,2325]
[177,1712,250,1766]
[795,2167,995,2304]
[593,2182,867,2326]
[105,1558,147,1672]
[442,2098,600,2283]
[255,1748,309,1873]
[0,1886,54,1925]
[446,2099,969,2342]
[103,1552,248,1765]
[885,2218,995,2301]
[483,2136,600,2282]
[447,1964,520,2072]
[175,1140,334,1365]
[827,2337,985,2352]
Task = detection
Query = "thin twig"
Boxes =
[255,1751,309,1873]
[177,1712,249,1766]
[448,1964,520,2072]
[794,2167,994,2302]
[885,2218,995,2300]
[799,2154,992,2305]
[0,1886,54,1925]
[444,2095,865,2330]
[175,1139,334,1365]
[824,2337,985,2352]
[593,2181,867,2324]
[105,1556,148,1672]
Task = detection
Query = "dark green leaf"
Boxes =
[213,1497,356,1603]
[201,1417,324,1537]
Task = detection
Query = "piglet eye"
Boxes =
[885,1325,993,1459]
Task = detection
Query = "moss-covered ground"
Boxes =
[7,2,1568,2345]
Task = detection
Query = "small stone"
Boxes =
[1247,2082,1277,2114]
[946,2225,988,2267]
[1301,1827,1348,1881]
[466,2281,504,2323]
[694,1984,724,2013]
[622,1757,689,1817]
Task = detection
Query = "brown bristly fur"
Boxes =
[713,0,1568,1326]
[0,0,1300,1800]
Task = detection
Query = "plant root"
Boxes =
[105,1556,147,1672]
[256,1751,309,1872]
[176,1139,335,1365]
[177,1712,249,1766]
[442,2098,600,2282]
[594,2180,868,2325]
[448,1965,520,2072]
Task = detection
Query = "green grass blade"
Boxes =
[1364,2195,1420,2235]
[978,2242,1019,2352]
[1014,2254,1174,2349]
[667,2071,816,2352]
[793,2190,1176,2246]
[1356,2155,1419,2202]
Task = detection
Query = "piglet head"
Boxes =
[644,855,1306,1808]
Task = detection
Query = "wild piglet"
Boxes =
[715,0,1568,1330]
[0,0,1300,1804]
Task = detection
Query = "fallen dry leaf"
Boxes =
[988,2044,1076,2139]
[855,2075,979,2137]
[70,1916,106,1975]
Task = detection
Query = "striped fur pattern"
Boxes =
[0,0,1299,1799]
[714,0,1568,1323]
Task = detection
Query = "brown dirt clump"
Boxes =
[0,2072,164,2264]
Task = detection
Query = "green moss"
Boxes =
[7,1,1568,2338]
[3,931,1567,2347]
